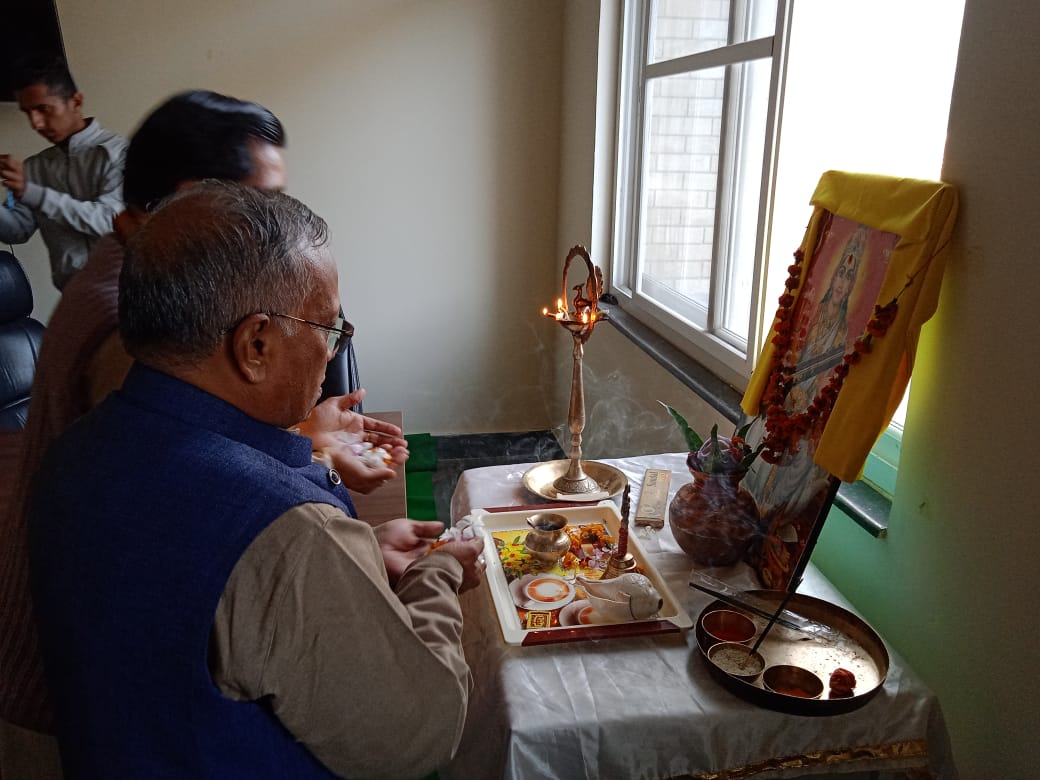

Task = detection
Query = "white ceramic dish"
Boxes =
[509,573,577,610]
[559,599,597,626]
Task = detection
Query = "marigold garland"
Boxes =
[758,247,910,464]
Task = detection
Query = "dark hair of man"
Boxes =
[11,52,78,99]
[119,181,328,368]
[122,90,287,211]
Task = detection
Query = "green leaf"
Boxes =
[735,419,754,440]
[704,424,723,473]
[739,442,765,471]
[659,401,703,450]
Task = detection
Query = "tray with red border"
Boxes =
[468,502,692,646]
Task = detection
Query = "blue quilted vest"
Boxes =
[29,365,357,779]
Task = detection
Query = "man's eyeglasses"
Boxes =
[270,312,354,356]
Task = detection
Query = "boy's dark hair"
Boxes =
[12,52,77,99]
[122,90,287,211]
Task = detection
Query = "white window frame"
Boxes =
[603,0,962,518]
[611,0,792,390]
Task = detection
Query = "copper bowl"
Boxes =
[701,609,756,645]
[762,664,824,699]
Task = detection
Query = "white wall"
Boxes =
[2,0,566,435]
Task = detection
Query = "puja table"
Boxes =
[442,453,955,780]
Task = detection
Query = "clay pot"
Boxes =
[668,468,762,567]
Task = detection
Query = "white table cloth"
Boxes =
[442,453,956,780]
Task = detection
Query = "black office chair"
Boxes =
[0,250,45,430]
[319,332,362,413]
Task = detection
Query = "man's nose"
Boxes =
[28,111,46,130]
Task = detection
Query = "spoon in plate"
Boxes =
[740,577,802,669]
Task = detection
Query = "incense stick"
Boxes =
[616,484,630,557]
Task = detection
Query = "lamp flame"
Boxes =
[539,245,604,342]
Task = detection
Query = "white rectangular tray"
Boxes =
[469,502,692,646]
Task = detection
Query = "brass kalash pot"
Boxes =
[524,513,570,565]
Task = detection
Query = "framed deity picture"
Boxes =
[739,171,958,590]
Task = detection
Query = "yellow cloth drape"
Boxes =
[742,170,959,482]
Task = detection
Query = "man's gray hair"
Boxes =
[120,180,330,366]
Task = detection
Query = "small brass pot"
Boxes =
[524,512,570,564]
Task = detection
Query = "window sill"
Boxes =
[601,301,889,538]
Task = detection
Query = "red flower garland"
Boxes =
[758,248,907,464]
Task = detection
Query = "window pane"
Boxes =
[650,0,779,63]
[636,57,772,345]
[637,67,726,329]
[716,56,771,347]
[613,0,786,382]
[765,0,965,351]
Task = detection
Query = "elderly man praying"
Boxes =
[28,181,484,779]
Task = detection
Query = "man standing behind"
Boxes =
[29,181,484,778]
[0,53,126,290]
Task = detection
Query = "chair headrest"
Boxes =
[0,251,34,324]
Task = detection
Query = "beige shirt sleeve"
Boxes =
[210,503,472,780]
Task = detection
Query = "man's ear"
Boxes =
[113,207,147,244]
[69,91,84,114]
[228,313,274,383]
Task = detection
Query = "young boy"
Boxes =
[0,53,126,290]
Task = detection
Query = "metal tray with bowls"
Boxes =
[696,590,890,716]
